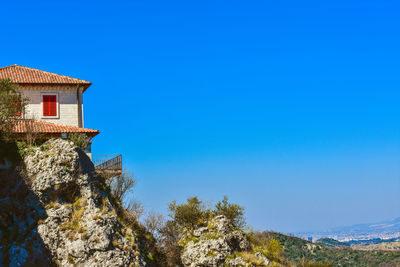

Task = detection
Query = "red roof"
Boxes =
[0,65,91,91]
[11,120,99,137]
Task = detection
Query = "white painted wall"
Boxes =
[20,85,84,127]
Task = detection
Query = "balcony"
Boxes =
[92,154,122,178]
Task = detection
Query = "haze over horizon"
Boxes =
[1,0,399,233]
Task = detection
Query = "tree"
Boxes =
[214,196,245,228]
[125,199,145,220]
[265,237,284,260]
[0,79,28,139]
[110,169,136,202]
[168,196,209,231]
[144,211,165,239]
[158,220,183,267]
[155,197,210,266]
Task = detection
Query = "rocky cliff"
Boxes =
[0,139,150,266]
[0,138,285,267]
[180,216,271,267]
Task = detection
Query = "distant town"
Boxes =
[296,217,400,242]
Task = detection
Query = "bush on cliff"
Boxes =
[110,169,136,203]
[68,133,91,149]
[168,196,245,232]
[0,79,28,139]
[214,195,245,229]
[168,196,210,231]
[154,196,247,266]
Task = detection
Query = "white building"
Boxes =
[0,64,99,139]
[0,64,123,173]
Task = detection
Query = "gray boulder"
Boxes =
[181,215,253,267]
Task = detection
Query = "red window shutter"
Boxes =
[50,95,56,116]
[14,100,22,116]
[43,95,50,116]
[43,95,57,116]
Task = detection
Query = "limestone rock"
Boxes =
[182,237,231,267]
[181,215,255,267]
[225,254,270,267]
[0,139,148,267]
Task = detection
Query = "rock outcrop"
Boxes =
[0,139,148,266]
[181,215,271,267]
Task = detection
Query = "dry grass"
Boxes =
[60,197,87,240]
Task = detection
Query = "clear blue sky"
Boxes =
[2,0,399,233]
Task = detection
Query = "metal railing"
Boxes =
[92,154,122,171]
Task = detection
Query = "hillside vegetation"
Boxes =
[316,238,349,248]
[351,242,400,251]
[265,232,400,267]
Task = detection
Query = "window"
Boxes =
[43,95,57,116]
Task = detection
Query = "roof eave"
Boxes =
[13,131,99,139]
[16,82,92,92]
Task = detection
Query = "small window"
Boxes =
[43,95,57,116]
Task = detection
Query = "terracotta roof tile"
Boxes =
[11,120,99,137]
[0,65,91,89]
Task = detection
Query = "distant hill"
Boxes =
[316,237,400,248]
[316,238,349,247]
[265,232,400,267]
[352,241,400,251]
[345,237,400,246]
[296,217,400,242]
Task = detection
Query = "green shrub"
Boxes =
[214,196,245,229]
[168,197,210,231]
[68,133,91,149]
[16,141,36,158]
[264,237,284,260]
[0,79,29,139]
[298,259,333,267]
[168,196,245,231]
